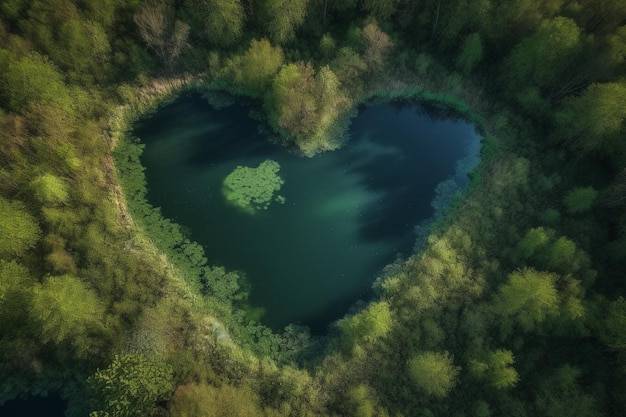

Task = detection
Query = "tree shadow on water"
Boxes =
[184,104,279,167]
[336,104,469,249]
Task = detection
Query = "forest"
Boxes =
[0,0,625,416]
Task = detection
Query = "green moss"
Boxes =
[222,159,285,214]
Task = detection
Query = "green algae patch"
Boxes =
[222,159,286,214]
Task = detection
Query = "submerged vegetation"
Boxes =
[0,0,625,416]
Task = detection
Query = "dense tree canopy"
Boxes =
[87,353,174,417]
[0,0,624,416]
[492,268,559,332]
[0,197,41,257]
[408,351,460,398]
[31,274,106,357]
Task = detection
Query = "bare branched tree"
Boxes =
[134,3,189,70]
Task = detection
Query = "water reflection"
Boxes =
[134,95,480,332]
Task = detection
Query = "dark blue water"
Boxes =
[134,95,480,332]
[0,396,66,417]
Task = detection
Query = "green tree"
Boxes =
[0,50,73,113]
[564,186,598,214]
[0,0,31,21]
[555,82,626,154]
[17,0,115,83]
[345,384,378,417]
[315,65,346,113]
[223,38,284,96]
[184,0,245,47]
[319,33,336,59]
[408,351,460,398]
[564,0,626,34]
[543,236,578,272]
[0,197,41,257]
[504,17,584,94]
[513,227,553,261]
[362,22,393,74]
[55,19,111,83]
[456,32,483,74]
[604,25,626,76]
[338,301,393,353]
[269,62,350,153]
[362,0,397,21]
[30,173,70,205]
[489,0,564,42]
[492,268,559,332]
[330,47,367,93]
[31,274,105,356]
[599,296,626,350]
[261,0,308,43]
[271,62,317,136]
[88,353,174,417]
[469,349,519,389]
[0,260,35,332]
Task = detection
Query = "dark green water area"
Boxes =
[0,396,66,417]
[134,94,481,332]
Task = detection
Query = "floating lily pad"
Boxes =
[222,159,285,214]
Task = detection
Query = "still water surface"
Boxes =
[134,95,480,332]
[0,396,66,417]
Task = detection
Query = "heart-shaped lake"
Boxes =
[133,94,480,333]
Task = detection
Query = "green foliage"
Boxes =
[513,227,553,261]
[504,17,583,92]
[319,33,336,59]
[222,159,285,214]
[54,18,111,82]
[555,82,626,154]
[345,384,378,417]
[204,266,248,303]
[599,297,626,350]
[0,0,30,21]
[362,22,393,74]
[362,0,397,21]
[408,351,460,398]
[269,61,351,154]
[0,197,41,257]
[329,47,367,93]
[261,0,308,43]
[16,0,113,83]
[534,366,603,417]
[0,1,624,415]
[0,50,73,113]
[113,138,207,293]
[338,301,392,353]
[271,62,317,136]
[87,353,174,417]
[222,38,284,96]
[456,33,483,74]
[492,268,559,332]
[169,383,265,417]
[512,228,593,283]
[474,400,492,417]
[184,0,245,47]
[30,173,70,205]
[469,349,519,389]
[0,260,35,332]
[31,274,106,356]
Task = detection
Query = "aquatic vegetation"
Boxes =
[222,159,285,213]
